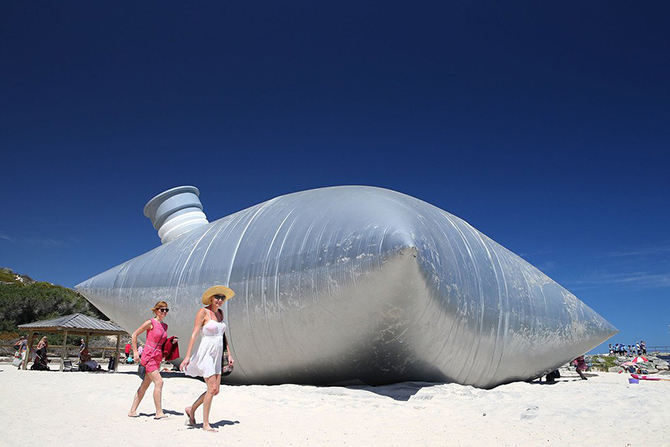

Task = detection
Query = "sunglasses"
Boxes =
[157,308,169,313]
[212,295,226,301]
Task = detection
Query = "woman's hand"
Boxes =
[180,357,190,372]
[228,354,234,366]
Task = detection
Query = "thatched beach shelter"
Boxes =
[18,313,127,371]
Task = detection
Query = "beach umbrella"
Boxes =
[632,356,649,363]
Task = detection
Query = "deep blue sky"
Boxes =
[1,2,668,353]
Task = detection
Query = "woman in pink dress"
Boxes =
[128,300,170,419]
[180,286,235,432]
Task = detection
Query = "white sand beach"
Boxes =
[1,364,668,447]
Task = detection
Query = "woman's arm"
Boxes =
[225,328,234,366]
[227,347,234,365]
[131,320,152,361]
[179,308,207,371]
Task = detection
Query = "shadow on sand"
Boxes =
[185,420,240,430]
[136,409,184,418]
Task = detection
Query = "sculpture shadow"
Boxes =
[528,377,590,385]
[344,381,441,401]
[116,370,183,379]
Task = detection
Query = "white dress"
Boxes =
[185,316,226,379]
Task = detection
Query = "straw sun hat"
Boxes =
[202,285,235,305]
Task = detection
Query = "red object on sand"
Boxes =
[630,373,670,381]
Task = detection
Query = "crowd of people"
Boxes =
[609,341,646,356]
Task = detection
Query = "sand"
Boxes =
[1,363,668,446]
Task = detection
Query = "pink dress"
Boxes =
[185,311,225,379]
[142,318,167,373]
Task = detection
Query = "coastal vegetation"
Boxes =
[0,267,105,344]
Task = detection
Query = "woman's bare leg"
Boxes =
[202,374,221,431]
[186,392,206,426]
[128,374,152,417]
[146,370,166,418]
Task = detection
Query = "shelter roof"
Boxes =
[18,313,127,335]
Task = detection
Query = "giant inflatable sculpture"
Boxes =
[76,186,616,388]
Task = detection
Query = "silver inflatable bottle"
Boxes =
[76,185,616,388]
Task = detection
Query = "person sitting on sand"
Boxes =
[181,286,235,432]
[80,348,92,363]
[31,336,49,370]
[128,300,171,420]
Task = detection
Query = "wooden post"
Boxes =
[85,333,90,360]
[60,330,68,371]
[115,334,121,372]
[22,331,35,370]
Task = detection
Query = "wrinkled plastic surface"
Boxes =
[76,186,617,388]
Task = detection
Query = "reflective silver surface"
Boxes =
[76,186,617,388]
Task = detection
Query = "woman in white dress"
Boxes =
[180,285,235,432]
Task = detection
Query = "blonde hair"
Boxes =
[151,300,168,313]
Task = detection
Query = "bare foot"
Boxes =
[154,413,168,420]
[185,407,196,426]
[202,425,218,432]
[128,412,139,418]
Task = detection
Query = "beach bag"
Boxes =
[12,351,22,367]
[221,346,234,376]
[138,364,146,380]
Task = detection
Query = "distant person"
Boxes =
[181,286,235,432]
[80,348,92,363]
[641,341,646,355]
[13,336,27,368]
[79,348,102,371]
[636,343,641,355]
[608,344,613,356]
[13,336,26,352]
[572,355,588,380]
[128,300,171,419]
[79,338,86,358]
[31,336,49,370]
[544,369,559,384]
[125,342,132,362]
